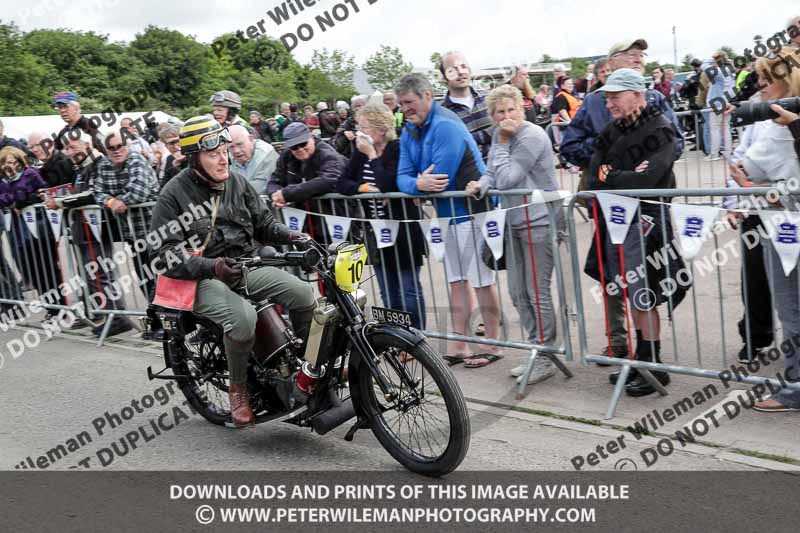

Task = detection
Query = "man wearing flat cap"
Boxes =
[561,38,683,363]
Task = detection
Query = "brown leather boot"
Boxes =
[228,383,255,428]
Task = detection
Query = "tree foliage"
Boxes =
[363,45,414,91]
[0,21,357,120]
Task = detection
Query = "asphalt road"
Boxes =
[0,327,758,473]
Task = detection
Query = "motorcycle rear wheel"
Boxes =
[353,335,470,477]
[165,318,231,426]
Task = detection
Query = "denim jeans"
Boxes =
[702,110,711,155]
[375,266,426,330]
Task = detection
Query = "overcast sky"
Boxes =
[5,0,798,71]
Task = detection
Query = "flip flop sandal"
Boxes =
[443,354,472,366]
[464,353,504,369]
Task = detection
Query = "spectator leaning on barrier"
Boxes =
[158,124,187,190]
[53,131,136,337]
[440,51,494,162]
[316,102,340,139]
[382,90,405,134]
[728,49,800,412]
[336,102,427,329]
[466,85,564,384]
[0,145,65,325]
[560,38,683,363]
[395,73,503,368]
[28,131,72,187]
[52,91,105,154]
[95,131,160,332]
[228,124,279,196]
[268,122,347,243]
[584,68,689,397]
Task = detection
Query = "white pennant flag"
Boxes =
[324,215,351,244]
[671,204,720,260]
[370,219,400,249]
[1,209,10,233]
[46,209,64,241]
[418,218,447,262]
[83,207,103,242]
[479,209,507,261]
[595,193,640,245]
[21,206,38,239]
[281,207,306,232]
[765,211,800,276]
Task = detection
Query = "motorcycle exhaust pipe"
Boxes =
[311,397,356,435]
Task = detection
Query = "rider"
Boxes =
[149,115,316,428]
[210,90,248,128]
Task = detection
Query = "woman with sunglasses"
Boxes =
[150,115,316,428]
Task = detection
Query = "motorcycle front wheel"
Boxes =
[352,332,470,477]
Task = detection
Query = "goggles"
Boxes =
[199,128,232,151]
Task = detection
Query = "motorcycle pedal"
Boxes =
[343,417,369,442]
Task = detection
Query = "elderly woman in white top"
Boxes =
[730,48,800,412]
[466,85,563,385]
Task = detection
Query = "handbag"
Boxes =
[152,194,221,311]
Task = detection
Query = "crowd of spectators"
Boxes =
[2,17,800,408]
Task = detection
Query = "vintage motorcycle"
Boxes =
[145,238,470,477]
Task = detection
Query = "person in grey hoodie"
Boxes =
[466,85,564,384]
[228,124,279,195]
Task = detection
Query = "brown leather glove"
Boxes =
[212,257,242,285]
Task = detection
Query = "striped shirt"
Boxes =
[362,161,385,219]
[442,87,494,161]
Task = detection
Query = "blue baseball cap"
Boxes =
[53,91,79,104]
[283,122,311,149]
[597,68,647,93]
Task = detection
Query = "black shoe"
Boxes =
[737,345,766,364]
[625,371,671,397]
[93,318,135,338]
[609,367,639,385]
[598,344,629,367]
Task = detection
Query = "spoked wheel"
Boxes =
[165,318,231,426]
[353,334,470,477]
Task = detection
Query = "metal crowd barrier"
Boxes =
[275,189,576,395]
[568,187,800,419]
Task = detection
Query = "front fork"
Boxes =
[351,323,420,402]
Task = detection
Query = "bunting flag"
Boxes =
[370,219,400,249]
[595,193,640,245]
[20,207,38,239]
[324,215,351,244]
[764,211,800,276]
[46,209,64,241]
[281,207,306,232]
[479,209,507,261]
[1,210,10,233]
[418,218,447,262]
[671,204,720,260]
[83,207,103,242]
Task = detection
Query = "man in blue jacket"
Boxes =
[560,37,683,364]
[395,73,502,366]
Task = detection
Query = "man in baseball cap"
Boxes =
[607,38,649,73]
[53,91,105,154]
[267,121,346,244]
[585,66,684,397]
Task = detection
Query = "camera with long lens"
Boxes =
[731,97,800,128]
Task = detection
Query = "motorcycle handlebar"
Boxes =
[238,248,321,269]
